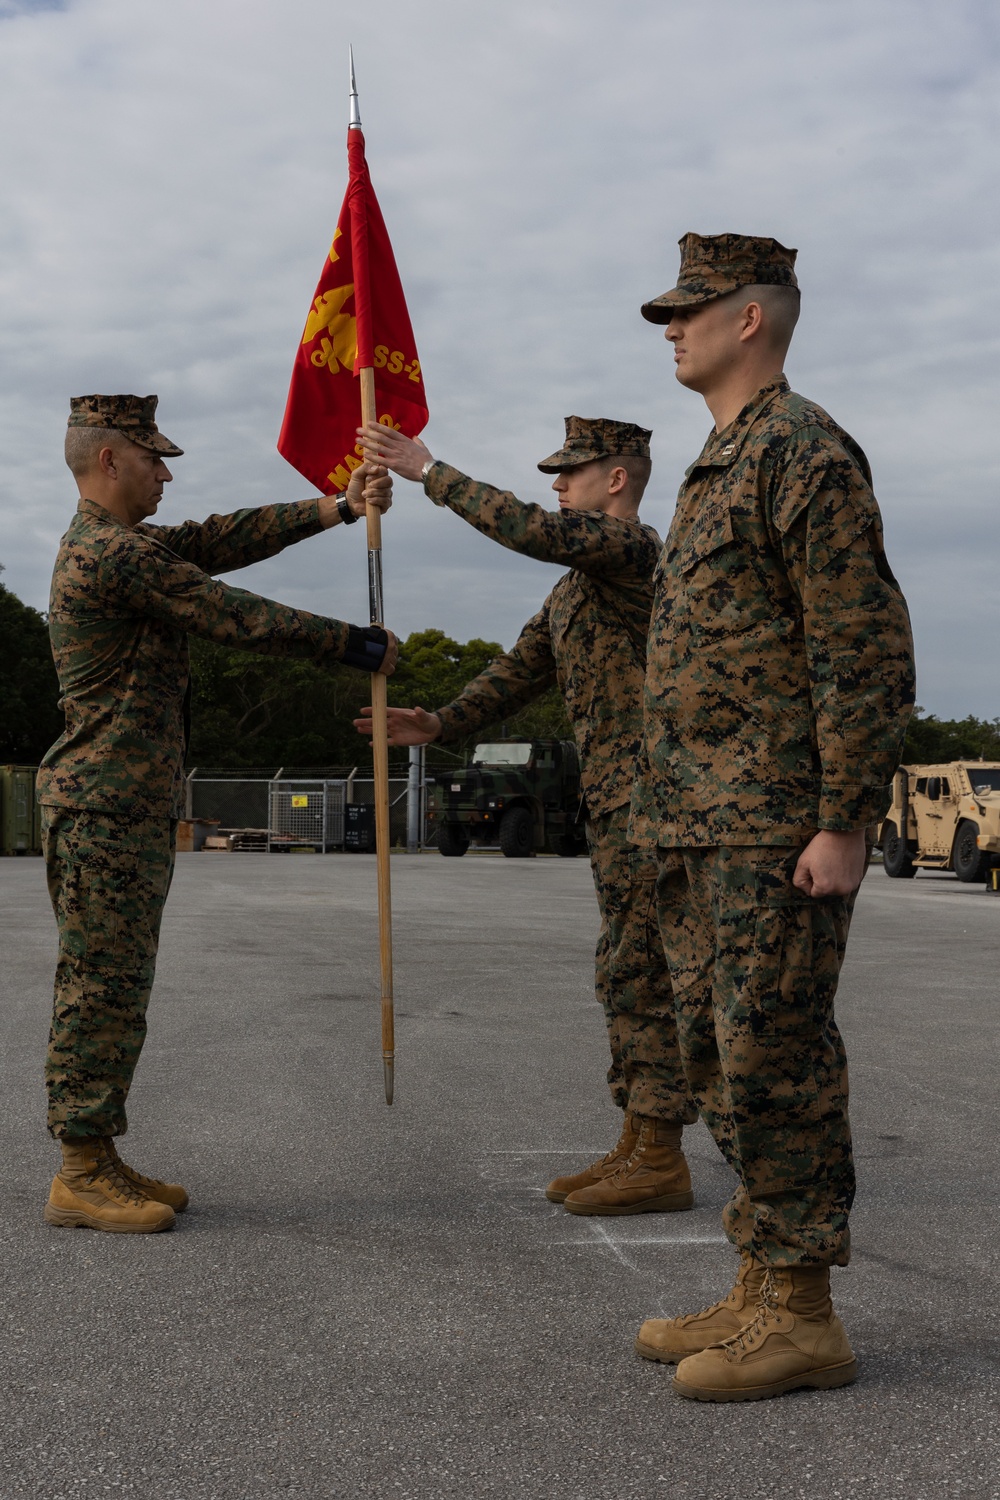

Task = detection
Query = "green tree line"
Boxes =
[0,572,65,762]
[2,573,998,769]
[185,627,572,767]
[902,709,1000,764]
[0,572,571,766]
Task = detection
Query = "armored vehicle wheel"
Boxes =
[499,805,534,857]
[881,820,917,878]
[952,819,987,882]
[437,822,469,858]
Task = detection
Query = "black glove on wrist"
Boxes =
[342,625,389,672]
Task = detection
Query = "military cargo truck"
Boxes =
[427,739,587,858]
[879,761,1000,882]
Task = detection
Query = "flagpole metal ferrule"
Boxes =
[367,550,384,625]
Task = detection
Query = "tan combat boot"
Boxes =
[44,1138,175,1234]
[563,1116,693,1216]
[672,1264,857,1402]
[635,1250,767,1363]
[545,1114,639,1203]
[104,1137,189,1212]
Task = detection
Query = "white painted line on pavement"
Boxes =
[586,1221,640,1271]
[550,1232,728,1248]
[544,1221,727,1272]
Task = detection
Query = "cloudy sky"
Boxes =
[0,0,997,718]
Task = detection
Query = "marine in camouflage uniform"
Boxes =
[629,236,915,1401]
[39,394,394,1233]
[356,415,696,1215]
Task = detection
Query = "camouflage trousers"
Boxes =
[653,844,856,1266]
[41,806,176,1140]
[588,806,696,1124]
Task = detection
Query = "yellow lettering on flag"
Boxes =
[326,464,352,490]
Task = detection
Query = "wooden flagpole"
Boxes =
[362,369,394,1106]
[351,51,394,1104]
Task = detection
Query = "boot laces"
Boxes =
[597,1124,634,1168]
[721,1269,780,1355]
[105,1141,167,1193]
[89,1148,148,1206]
[115,1158,163,1191]
[617,1121,656,1174]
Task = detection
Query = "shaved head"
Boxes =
[588,452,652,504]
[64,425,132,478]
[736,283,800,355]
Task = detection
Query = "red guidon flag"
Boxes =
[278,128,428,493]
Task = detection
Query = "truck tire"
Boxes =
[437,822,469,858]
[882,820,917,879]
[952,820,986,882]
[499,805,534,857]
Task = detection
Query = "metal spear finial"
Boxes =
[349,44,362,129]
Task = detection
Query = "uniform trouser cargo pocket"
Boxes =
[653,842,855,1265]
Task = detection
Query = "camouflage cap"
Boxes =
[641,233,799,324]
[537,416,652,473]
[67,394,184,457]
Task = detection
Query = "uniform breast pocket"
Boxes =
[675,512,772,642]
[679,550,773,641]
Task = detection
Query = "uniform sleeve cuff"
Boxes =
[286,497,325,538]
[423,461,469,508]
[817,781,894,830]
[432,704,465,743]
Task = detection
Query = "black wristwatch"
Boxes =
[336,496,358,525]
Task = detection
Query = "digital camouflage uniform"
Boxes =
[423,424,696,1125]
[630,269,915,1264]
[39,396,367,1140]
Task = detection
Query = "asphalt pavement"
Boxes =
[1,849,998,1500]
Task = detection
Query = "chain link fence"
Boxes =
[185,768,420,850]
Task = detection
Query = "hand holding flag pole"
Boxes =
[278,47,428,1104]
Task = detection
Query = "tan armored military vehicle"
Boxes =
[880,762,1000,881]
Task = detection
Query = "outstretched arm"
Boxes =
[357,423,658,582]
[147,463,392,574]
[354,606,557,747]
[98,530,398,674]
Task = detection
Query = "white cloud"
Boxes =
[0,0,997,717]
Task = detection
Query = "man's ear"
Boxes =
[738,300,765,344]
[97,444,118,478]
[607,465,628,495]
